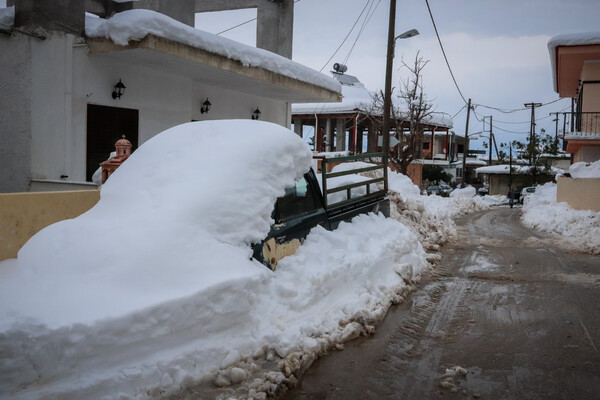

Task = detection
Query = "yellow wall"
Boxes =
[0,190,100,261]
[557,176,600,211]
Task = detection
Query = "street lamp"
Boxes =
[382,0,419,192]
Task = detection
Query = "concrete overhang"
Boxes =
[86,34,342,103]
[565,138,600,154]
[554,44,600,98]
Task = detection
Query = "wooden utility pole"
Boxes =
[524,102,542,165]
[489,115,493,165]
[550,112,560,141]
[381,0,396,180]
[461,98,471,184]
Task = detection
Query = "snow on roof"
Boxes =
[569,160,600,178]
[0,7,341,95]
[291,73,453,128]
[547,31,600,91]
[565,131,600,140]
[466,158,487,166]
[85,10,341,94]
[475,164,564,175]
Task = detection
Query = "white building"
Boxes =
[0,0,341,193]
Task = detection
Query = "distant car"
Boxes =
[519,186,536,203]
[426,184,453,197]
[477,187,489,196]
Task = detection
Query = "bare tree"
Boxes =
[361,52,435,175]
[393,52,434,174]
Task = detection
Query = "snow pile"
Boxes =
[335,163,504,250]
[449,186,476,198]
[84,9,340,93]
[569,160,600,178]
[0,121,428,399]
[522,182,600,254]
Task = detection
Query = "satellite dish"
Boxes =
[333,63,348,73]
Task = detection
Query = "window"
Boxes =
[273,175,318,223]
[456,168,463,178]
[422,142,430,150]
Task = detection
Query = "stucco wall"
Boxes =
[0,34,32,193]
[23,34,289,188]
[0,190,99,261]
[556,176,600,211]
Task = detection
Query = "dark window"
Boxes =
[273,176,318,223]
[422,141,430,150]
[86,104,139,182]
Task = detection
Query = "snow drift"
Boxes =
[0,121,428,400]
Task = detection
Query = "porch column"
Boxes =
[367,123,377,153]
[293,118,303,138]
[335,118,345,151]
[431,128,435,160]
[325,118,333,152]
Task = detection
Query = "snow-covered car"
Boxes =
[477,187,489,196]
[426,184,453,196]
[519,186,536,203]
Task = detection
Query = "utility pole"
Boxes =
[489,115,493,165]
[381,0,396,192]
[461,98,471,185]
[509,143,513,191]
[524,102,542,165]
[550,112,559,141]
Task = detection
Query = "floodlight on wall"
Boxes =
[112,79,126,99]
[201,98,212,114]
[251,107,261,120]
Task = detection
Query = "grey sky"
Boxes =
[196,0,600,150]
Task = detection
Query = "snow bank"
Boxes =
[85,9,340,94]
[569,160,600,178]
[0,121,429,399]
[449,186,476,198]
[522,182,600,254]
[335,163,504,250]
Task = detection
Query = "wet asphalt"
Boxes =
[283,207,600,400]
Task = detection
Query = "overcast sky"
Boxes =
[195,0,600,151]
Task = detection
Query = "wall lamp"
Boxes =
[112,79,126,99]
[251,107,261,120]
[201,98,212,114]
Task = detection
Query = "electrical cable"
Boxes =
[424,0,468,106]
[216,0,301,35]
[319,0,372,72]
[342,0,382,66]
[474,98,563,114]
[451,104,466,119]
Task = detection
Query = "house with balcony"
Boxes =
[548,31,600,211]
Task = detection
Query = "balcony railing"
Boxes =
[559,112,600,135]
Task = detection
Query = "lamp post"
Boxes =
[382,0,418,191]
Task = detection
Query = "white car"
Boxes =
[519,186,536,203]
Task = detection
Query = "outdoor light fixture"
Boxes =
[395,28,419,40]
[251,107,261,120]
[201,98,212,114]
[112,79,126,99]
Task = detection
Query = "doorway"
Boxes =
[86,104,139,182]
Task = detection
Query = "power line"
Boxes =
[474,98,563,114]
[424,0,468,106]
[342,0,382,66]
[216,0,301,35]
[319,0,373,72]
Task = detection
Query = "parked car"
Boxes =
[252,154,389,270]
[477,187,489,196]
[519,186,536,203]
[426,184,453,197]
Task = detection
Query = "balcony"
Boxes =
[559,111,600,136]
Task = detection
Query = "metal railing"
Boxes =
[558,112,600,135]
[316,152,387,210]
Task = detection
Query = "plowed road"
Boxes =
[284,208,600,399]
